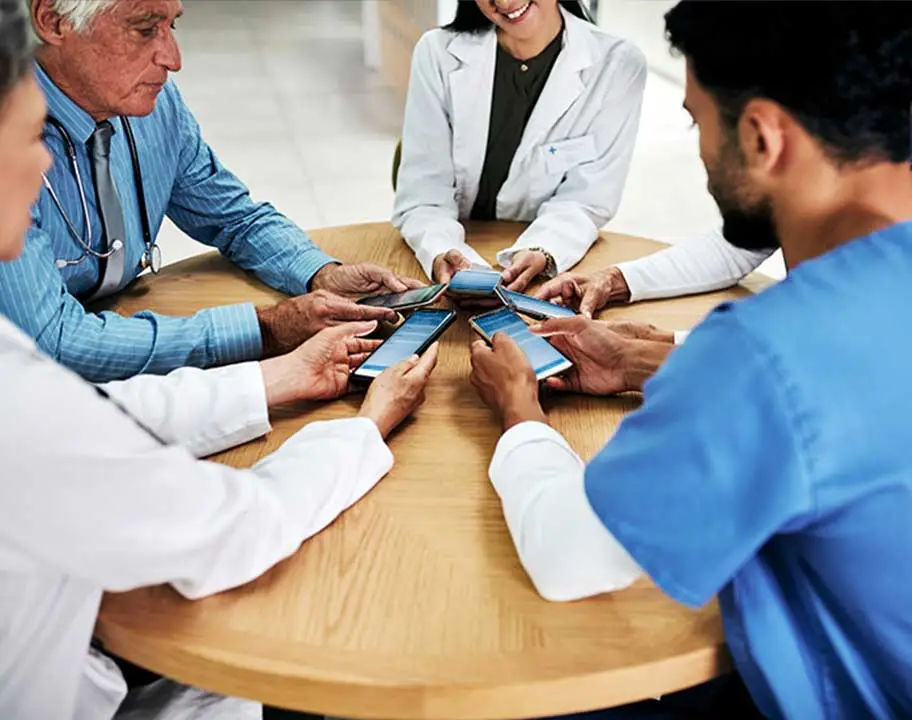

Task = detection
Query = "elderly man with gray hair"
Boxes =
[0,0,422,384]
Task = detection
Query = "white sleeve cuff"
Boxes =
[674,330,691,346]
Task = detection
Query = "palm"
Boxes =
[296,338,351,400]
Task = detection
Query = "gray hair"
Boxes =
[50,0,117,33]
[0,0,32,103]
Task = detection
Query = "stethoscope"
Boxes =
[43,115,162,274]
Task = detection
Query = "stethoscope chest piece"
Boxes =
[143,244,162,274]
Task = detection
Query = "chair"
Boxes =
[392,137,402,191]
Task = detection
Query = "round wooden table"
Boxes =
[96,222,769,719]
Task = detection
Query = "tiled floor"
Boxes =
[162,0,785,281]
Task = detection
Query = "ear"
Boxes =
[31,0,68,47]
[738,98,787,176]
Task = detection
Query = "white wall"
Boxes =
[598,0,682,85]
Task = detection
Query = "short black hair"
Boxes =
[665,1,912,164]
[445,1,591,33]
[0,0,31,106]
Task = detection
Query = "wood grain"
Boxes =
[96,222,770,719]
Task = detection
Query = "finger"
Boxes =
[345,337,383,355]
[401,276,426,289]
[528,316,587,337]
[409,342,440,379]
[535,277,564,301]
[391,353,422,376]
[326,298,398,323]
[447,251,472,271]
[579,286,603,319]
[544,376,572,392]
[347,352,373,369]
[329,320,378,339]
[363,264,408,293]
[506,266,539,292]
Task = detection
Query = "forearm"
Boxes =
[614,227,773,303]
[489,422,641,601]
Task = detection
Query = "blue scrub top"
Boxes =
[585,221,912,720]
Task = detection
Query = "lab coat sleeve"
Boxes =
[489,421,641,602]
[392,33,490,280]
[498,41,647,275]
[0,338,393,600]
[99,362,271,458]
[614,226,774,303]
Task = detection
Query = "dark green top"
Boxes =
[470,30,564,221]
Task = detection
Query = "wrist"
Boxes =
[256,305,282,358]
[620,339,674,391]
[357,408,391,439]
[500,393,547,431]
[605,267,632,304]
[308,262,340,292]
[260,355,303,407]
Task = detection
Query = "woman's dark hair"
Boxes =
[445,1,590,33]
[665,0,912,164]
[0,0,32,106]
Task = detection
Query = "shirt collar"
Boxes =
[36,63,99,145]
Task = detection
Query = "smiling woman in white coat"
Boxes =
[393,0,647,292]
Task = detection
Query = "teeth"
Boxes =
[505,2,530,19]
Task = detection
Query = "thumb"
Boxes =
[410,342,440,377]
[529,316,584,337]
[544,375,572,392]
[331,320,378,338]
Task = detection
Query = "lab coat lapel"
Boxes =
[447,30,497,216]
[510,10,596,171]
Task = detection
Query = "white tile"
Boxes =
[293,134,399,184]
[311,180,395,228]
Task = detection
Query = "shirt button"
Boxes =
[520,63,529,72]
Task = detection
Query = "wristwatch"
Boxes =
[526,247,558,278]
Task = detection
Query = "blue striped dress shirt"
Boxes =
[0,65,336,382]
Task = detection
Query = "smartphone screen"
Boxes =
[354,309,456,379]
[497,288,577,319]
[358,284,447,309]
[448,269,502,296]
[472,308,573,380]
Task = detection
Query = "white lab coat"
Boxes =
[393,7,647,280]
[0,316,394,719]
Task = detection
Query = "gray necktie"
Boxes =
[88,120,127,300]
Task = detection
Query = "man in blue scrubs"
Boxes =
[469,2,912,718]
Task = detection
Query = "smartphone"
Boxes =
[352,309,456,382]
[495,287,578,320]
[469,308,573,381]
[447,269,503,298]
[357,283,448,311]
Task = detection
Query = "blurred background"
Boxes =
[161,0,785,280]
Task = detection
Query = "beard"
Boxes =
[707,136,781,253]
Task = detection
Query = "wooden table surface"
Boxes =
[96,222,769,719]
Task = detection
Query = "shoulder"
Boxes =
[569,15,647,82]
[413,27,455,65]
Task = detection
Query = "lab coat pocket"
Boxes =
[542,135,598,177]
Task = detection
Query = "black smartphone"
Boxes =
[447,269,503,298]
[495,287,578,320]
[469,308,574,381]
[352,309,457,383]
[357,283,448,311]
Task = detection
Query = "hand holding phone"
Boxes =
[469,308,573,380]
[447,269,503,298]
[358,283,448,311]
[352,309,457,383]
[496,287,577,320]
